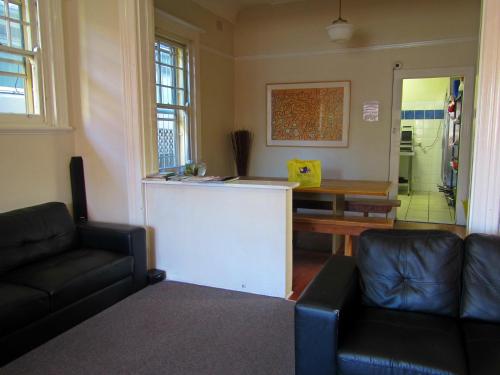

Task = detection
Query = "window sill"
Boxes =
[0,125,74,134]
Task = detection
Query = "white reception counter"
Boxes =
[143,179,298,298]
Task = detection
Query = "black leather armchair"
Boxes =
[0,202,147,366]
[295,230,500,375]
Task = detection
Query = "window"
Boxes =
[0,0,40,115]
[0,0,69,131]
[154,38,191,170]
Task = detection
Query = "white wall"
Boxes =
[0,133,74,212]
[234,0,480,180]
[63,0,130,223]
[144,180,294,297]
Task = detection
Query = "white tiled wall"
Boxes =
[400,101,445,192]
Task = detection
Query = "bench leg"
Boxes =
[332,194,345,254]
[344,235,353,256]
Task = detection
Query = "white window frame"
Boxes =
[154,37,192,170]
[0,0,69,133]
[150,9,201,173]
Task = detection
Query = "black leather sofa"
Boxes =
[295,230,500,375]
[0,202,147,366]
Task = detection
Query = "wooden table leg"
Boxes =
[344,235,353,256]
[331,194,345,254]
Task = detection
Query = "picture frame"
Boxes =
[266,81,350,147]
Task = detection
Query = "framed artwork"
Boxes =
[266,81,350,147]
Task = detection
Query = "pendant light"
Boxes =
[326,0,354,41]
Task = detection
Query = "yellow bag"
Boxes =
[287,159,322,188]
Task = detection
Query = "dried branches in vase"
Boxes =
[231,130,252,176]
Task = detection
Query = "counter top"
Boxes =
[142,178,299,190]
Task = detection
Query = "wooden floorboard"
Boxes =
[290,250,330,301]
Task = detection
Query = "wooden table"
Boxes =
[294,180,391,252]
[242,177,392,252]
[242,177,390,195]
[294,179,391,196]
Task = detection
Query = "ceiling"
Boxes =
[192,0,306,23]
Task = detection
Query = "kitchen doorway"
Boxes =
[389,68,474,226]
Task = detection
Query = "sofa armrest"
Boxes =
[295,255,359,375]
[77,222,147,291]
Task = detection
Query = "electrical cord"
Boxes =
[418,120,443,153]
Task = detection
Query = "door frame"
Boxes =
[389,66,475,226]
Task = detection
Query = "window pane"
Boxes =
[160,51,172,65]
[160,65,174,87]
[0,74,25,91]
[177,109,189,166]
[0,51,24,62]
[0,19,7,45]
[0,60,25,74]
[159,44,172,54]
[157,112,177,169]
[0,52,26,74]
[157,107,175,120]
[0,1,38,116]
[10,21,24,48]
[0,74,26,114]
[161,86,175,105]
[8,2,21,20]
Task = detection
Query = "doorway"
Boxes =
[389,68,474,226]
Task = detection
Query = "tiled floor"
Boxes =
[397,191,455,224]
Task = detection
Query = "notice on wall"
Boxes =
[363,101,380,122]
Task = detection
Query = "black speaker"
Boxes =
[147,269,166,285]
[70,156,88,223]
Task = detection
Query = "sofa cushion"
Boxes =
[0,202,76,275]
[2,249,133,311]
[0,282,50,337]
[461,234,500,322]
[462,320,500,375]
[337,307,467,375]
[358,230,463,317]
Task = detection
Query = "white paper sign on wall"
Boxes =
[363,101,380,122]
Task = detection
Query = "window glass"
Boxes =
[10,21,24,48]
[0,19,7,45]
[0,0,38,116]
[8,2,21,20]
[154,38,191,170]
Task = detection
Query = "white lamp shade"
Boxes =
[326,22,354,41]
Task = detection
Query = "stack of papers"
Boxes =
[168,176,240,183]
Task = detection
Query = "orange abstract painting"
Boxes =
[267,81,350,147]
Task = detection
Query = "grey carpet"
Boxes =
[2,281,295,375]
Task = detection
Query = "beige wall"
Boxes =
[0,133,74,212]
[235,0,480,56]
[234,0,480,179]
[199,49,235,175]
[63,0,130,222]
[155,0,235,175]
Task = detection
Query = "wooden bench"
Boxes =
[345,198,401,217]
[294,198,401,217]
[293,214,394,256]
